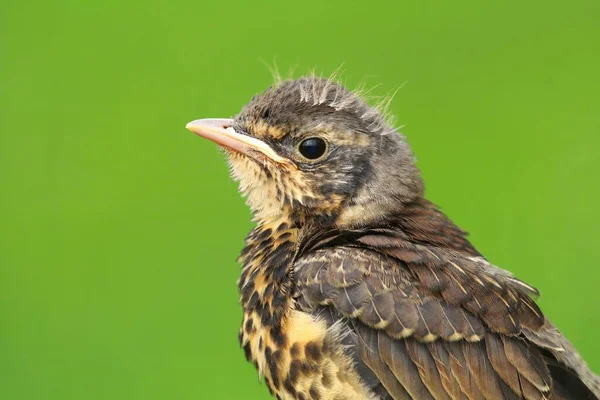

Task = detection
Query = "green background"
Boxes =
[2,1,599,399]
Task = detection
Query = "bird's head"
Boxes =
[187,77,424,227]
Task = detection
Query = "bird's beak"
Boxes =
[185,118,290,165]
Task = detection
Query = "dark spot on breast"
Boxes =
[279,231,292,240]
[283,378,297,397]
[270,324,287,347]
[239,244,252,258]
[267,245,292,271]
[292,359,318,377]
[271,287,288,309]
[247,292,259,309]
[305,341,322,362]
[297,393,306,400]
[258,336,264,351]
[309,383,322,400]
[264,283,275,299]
[242,342,252,362]
[300,360,311,374]
[245,266,260,283]
[290,342,301,358]
[244,317,254,333]
[271,373,280,390]
[257,228,273,241]
[272,349,283,366]
[288,359,301,384]
[240,281,255,303]
[265,346,272,361]
[261,310,278,327]
[254,298,267,316]
[239,268,250,288]
[259,238,273,251]
[265,347,281,389]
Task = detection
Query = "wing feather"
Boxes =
[295,240,598,400]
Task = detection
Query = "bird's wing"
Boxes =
[294,234,600,400]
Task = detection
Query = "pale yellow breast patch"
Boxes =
[276,310,378,400]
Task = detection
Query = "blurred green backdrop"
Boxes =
[1,1,599,399]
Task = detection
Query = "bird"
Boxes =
[185,76,600,400]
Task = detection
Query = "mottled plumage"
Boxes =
[186,76,599,399]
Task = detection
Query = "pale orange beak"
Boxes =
[185,118,290,165]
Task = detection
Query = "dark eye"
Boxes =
[298,137,327,160]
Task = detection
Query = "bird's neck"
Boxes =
[392,198,480,256]
[238,216,299,328]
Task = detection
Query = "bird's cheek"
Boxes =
[226,155,255,183]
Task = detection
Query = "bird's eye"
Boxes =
[297,137,328,160]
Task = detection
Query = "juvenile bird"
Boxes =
[186,77,599,400]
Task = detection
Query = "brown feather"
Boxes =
[463,341,507,399]
[376,332,436,400]
[427,341,468,400]
[502,336,551,392]
[357,325,413,400]
[447,342,486,400]
[485,333,524,397]
[405,338,453,400]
